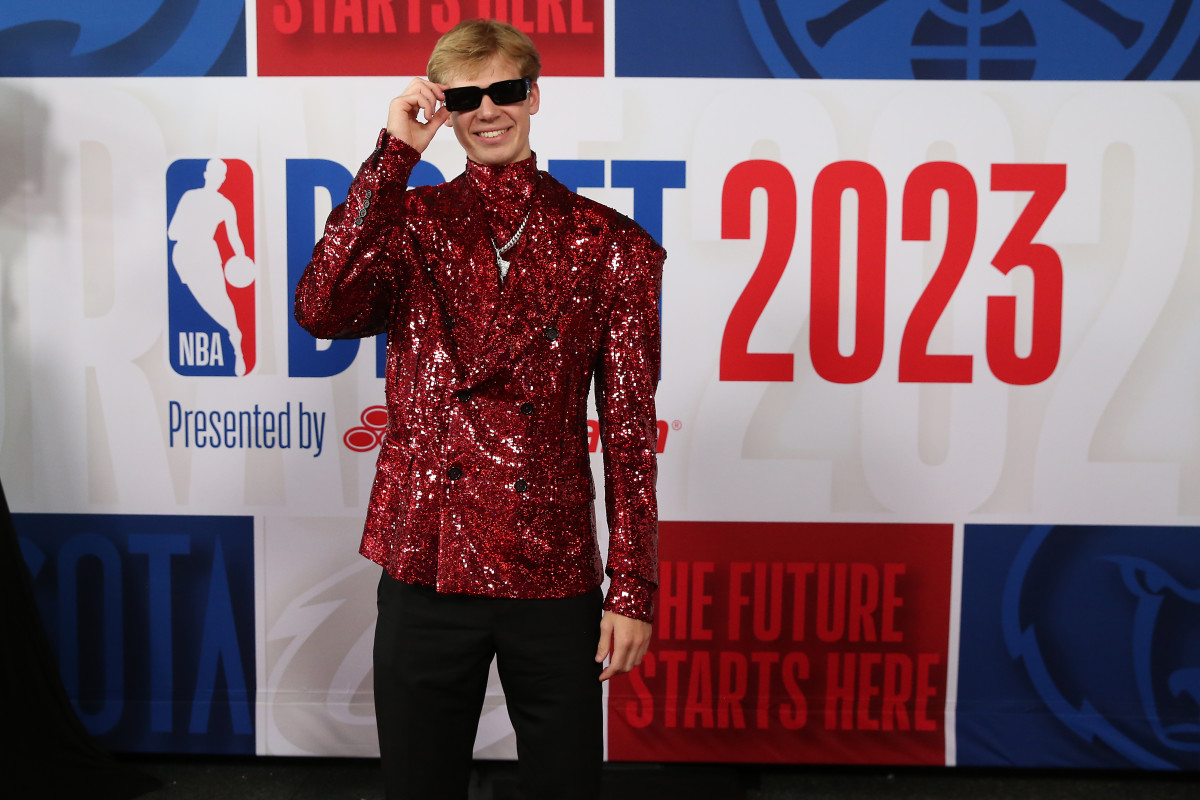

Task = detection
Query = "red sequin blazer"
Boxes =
[295,133,664,621]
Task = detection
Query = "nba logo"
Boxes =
[166,159,256,376]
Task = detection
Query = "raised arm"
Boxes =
[294,79,451,339]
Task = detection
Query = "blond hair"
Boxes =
[427,18,541,83]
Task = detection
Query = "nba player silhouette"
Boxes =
[167,158,249,376]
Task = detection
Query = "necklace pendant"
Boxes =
[492,208,530,284]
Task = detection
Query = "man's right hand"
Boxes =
[387,78,451,153]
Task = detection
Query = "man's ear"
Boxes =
[528,81,540,115]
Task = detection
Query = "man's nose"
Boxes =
[477,95,499,117]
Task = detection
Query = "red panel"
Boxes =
[257,0,604,76]
[607,521,953,764]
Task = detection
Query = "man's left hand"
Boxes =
[595,611,652,682]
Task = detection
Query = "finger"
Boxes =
[413,78,448,100]
[419,84,445,118]
[390,94,421,123]
[595,618,613,663]
[635,633,651,664]
[400,84,436,111]
[405,77,439,97]
[598,640,628,681]
[599,631,634,682]
[613,628,636,670]
[403,88,435,123]
[424,104,449,129]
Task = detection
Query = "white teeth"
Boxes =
[477,129,505,138]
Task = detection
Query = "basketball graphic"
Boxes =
[223,254,257,289]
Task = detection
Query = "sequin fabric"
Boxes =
[295,131,665,621]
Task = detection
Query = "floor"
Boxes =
[121,756,1200,800]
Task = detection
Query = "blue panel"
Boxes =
[616,1,1200,80]
[616,0,772,77]
[0,0,246,77]
[958,524,1200,769]
[15,514,256,754]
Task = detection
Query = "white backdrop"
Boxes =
[3,72,1199,760]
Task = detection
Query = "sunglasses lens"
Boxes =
[488,78,529,105]
[443,86,482,112]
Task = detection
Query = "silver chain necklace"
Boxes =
[492,210,531,282]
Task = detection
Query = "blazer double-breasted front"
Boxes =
[294,133,665,620]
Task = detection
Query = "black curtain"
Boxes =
[2,477,160,799]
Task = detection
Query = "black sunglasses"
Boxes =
[442,78,532,112]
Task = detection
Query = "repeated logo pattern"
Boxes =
[617,0,1200,79]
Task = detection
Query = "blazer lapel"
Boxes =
[420,179,503,381]
[462,178,595,387]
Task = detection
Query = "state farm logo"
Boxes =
[166,158,257,376]
[344,406,680,453]
[344,406,388,452]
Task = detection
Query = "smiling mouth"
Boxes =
[475,128,509,139]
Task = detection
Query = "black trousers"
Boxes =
[373,573,603,800]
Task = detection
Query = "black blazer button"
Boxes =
[542,326,558,341]
[456,389,473,402]
[513,479,528,493]
[520,402,534,415]
[447,465,463,480]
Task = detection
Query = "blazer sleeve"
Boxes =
[596,229,666,622]
[294,130,422,339]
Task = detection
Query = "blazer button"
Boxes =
[542,326,558,342]
[447,465,463,480]
[520,402,534,415]
[456,389,473,402]
[513,479,528,493]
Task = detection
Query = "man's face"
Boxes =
[445,56,539,166]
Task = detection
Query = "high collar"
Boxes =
[465,153,540,245]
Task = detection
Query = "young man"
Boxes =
[294,19,664,800]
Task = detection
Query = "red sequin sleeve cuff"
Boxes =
[603,574,656,622]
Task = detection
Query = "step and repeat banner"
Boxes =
[3,0,1199,770]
